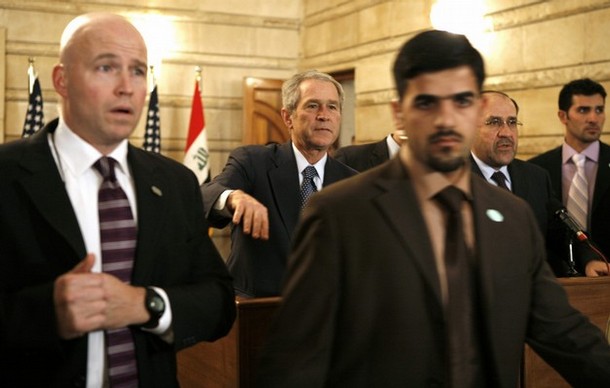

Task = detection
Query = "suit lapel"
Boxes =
[593,143,610,212]
[127,146,168,283]
[507,161,527,196]
[369,139,390,167]
[268,143,300,238]
[373,158,443,305]
[18,123,86,261]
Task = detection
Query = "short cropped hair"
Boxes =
[282,70,345,115]
[558,78,607,112]
[392,30,485,101]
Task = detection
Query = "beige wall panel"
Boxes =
[585,8,610,63]
[523,14,585,71]
[175,22,299,59]
[483,28,525,77]
[355,103,393,143]
[389,0,430,36]
[358,2,393,44]
[71,0,301,18]
[356,52,395,95]
[0,9,68,45]
[486,0,538,14]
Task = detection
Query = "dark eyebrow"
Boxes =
[415,91,477,101]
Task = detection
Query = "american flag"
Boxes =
[22,71,44,138]
[143,84,161,153]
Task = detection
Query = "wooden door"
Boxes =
[242,77,287,145]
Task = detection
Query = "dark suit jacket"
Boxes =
[257,157,610,388]
[470,156,578,275]
[202,141,357,297]
[333,137,390,172]
[0,120,236,388]
[471,156,553,234]
[530,142,610,268]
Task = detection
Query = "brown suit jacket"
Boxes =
[257,157,610,387]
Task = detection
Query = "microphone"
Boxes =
[548,198,588,242]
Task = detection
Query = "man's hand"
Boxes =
[54,254,148,339]
[585,260,610,277]
[227,189,269,240]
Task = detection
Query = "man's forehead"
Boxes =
[484,95,516,116]
[571,94,605,105]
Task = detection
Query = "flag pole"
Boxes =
[195,66,202,96]
[149,65,156,89]
[27,57,36,94]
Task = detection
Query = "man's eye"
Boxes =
[455,96,474,107]
[415,98,436,109]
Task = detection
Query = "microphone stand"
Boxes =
[565,233,582,277]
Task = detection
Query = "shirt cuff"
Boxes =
[214,189,235,211]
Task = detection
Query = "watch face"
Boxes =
[149,295,165,314]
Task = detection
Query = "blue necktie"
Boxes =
[299,166,318,210]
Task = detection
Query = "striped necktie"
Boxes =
[94,157,139,387]
[566,154,588,230]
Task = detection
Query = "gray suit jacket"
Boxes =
[0,119,236,387]
[202,141,357,296]
[257,157,610,387]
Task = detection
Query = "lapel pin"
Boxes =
[151,185,163,197]
[486,209,504,222]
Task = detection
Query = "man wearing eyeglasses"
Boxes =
[530,78,610,276]
[470,91,554,231]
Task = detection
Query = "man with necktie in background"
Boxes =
[0,13,235,387]
[470,90,605,276]
[201,70,356,297]
[530,78,610,276]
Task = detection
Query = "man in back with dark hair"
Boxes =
[530,78,610,275]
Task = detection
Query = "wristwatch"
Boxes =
[142,287,165,329]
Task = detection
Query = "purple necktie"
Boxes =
[94,157,139,387]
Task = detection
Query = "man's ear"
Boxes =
[281,108,293,130]
[558,110,568,125]
[52,64,68,98]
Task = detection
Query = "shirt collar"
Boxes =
[400,146,472,202]
[562,140,599,165]
[386,133,401,158]
[291,142,327,180]
[54,118,130,177]
[470,152,511,183]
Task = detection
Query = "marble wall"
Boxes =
[301,0,610,158]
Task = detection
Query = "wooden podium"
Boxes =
[522,277,610,387]
[177,297,281,388]
[177,278,610,387]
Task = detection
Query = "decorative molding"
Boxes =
[0,0,300,30]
